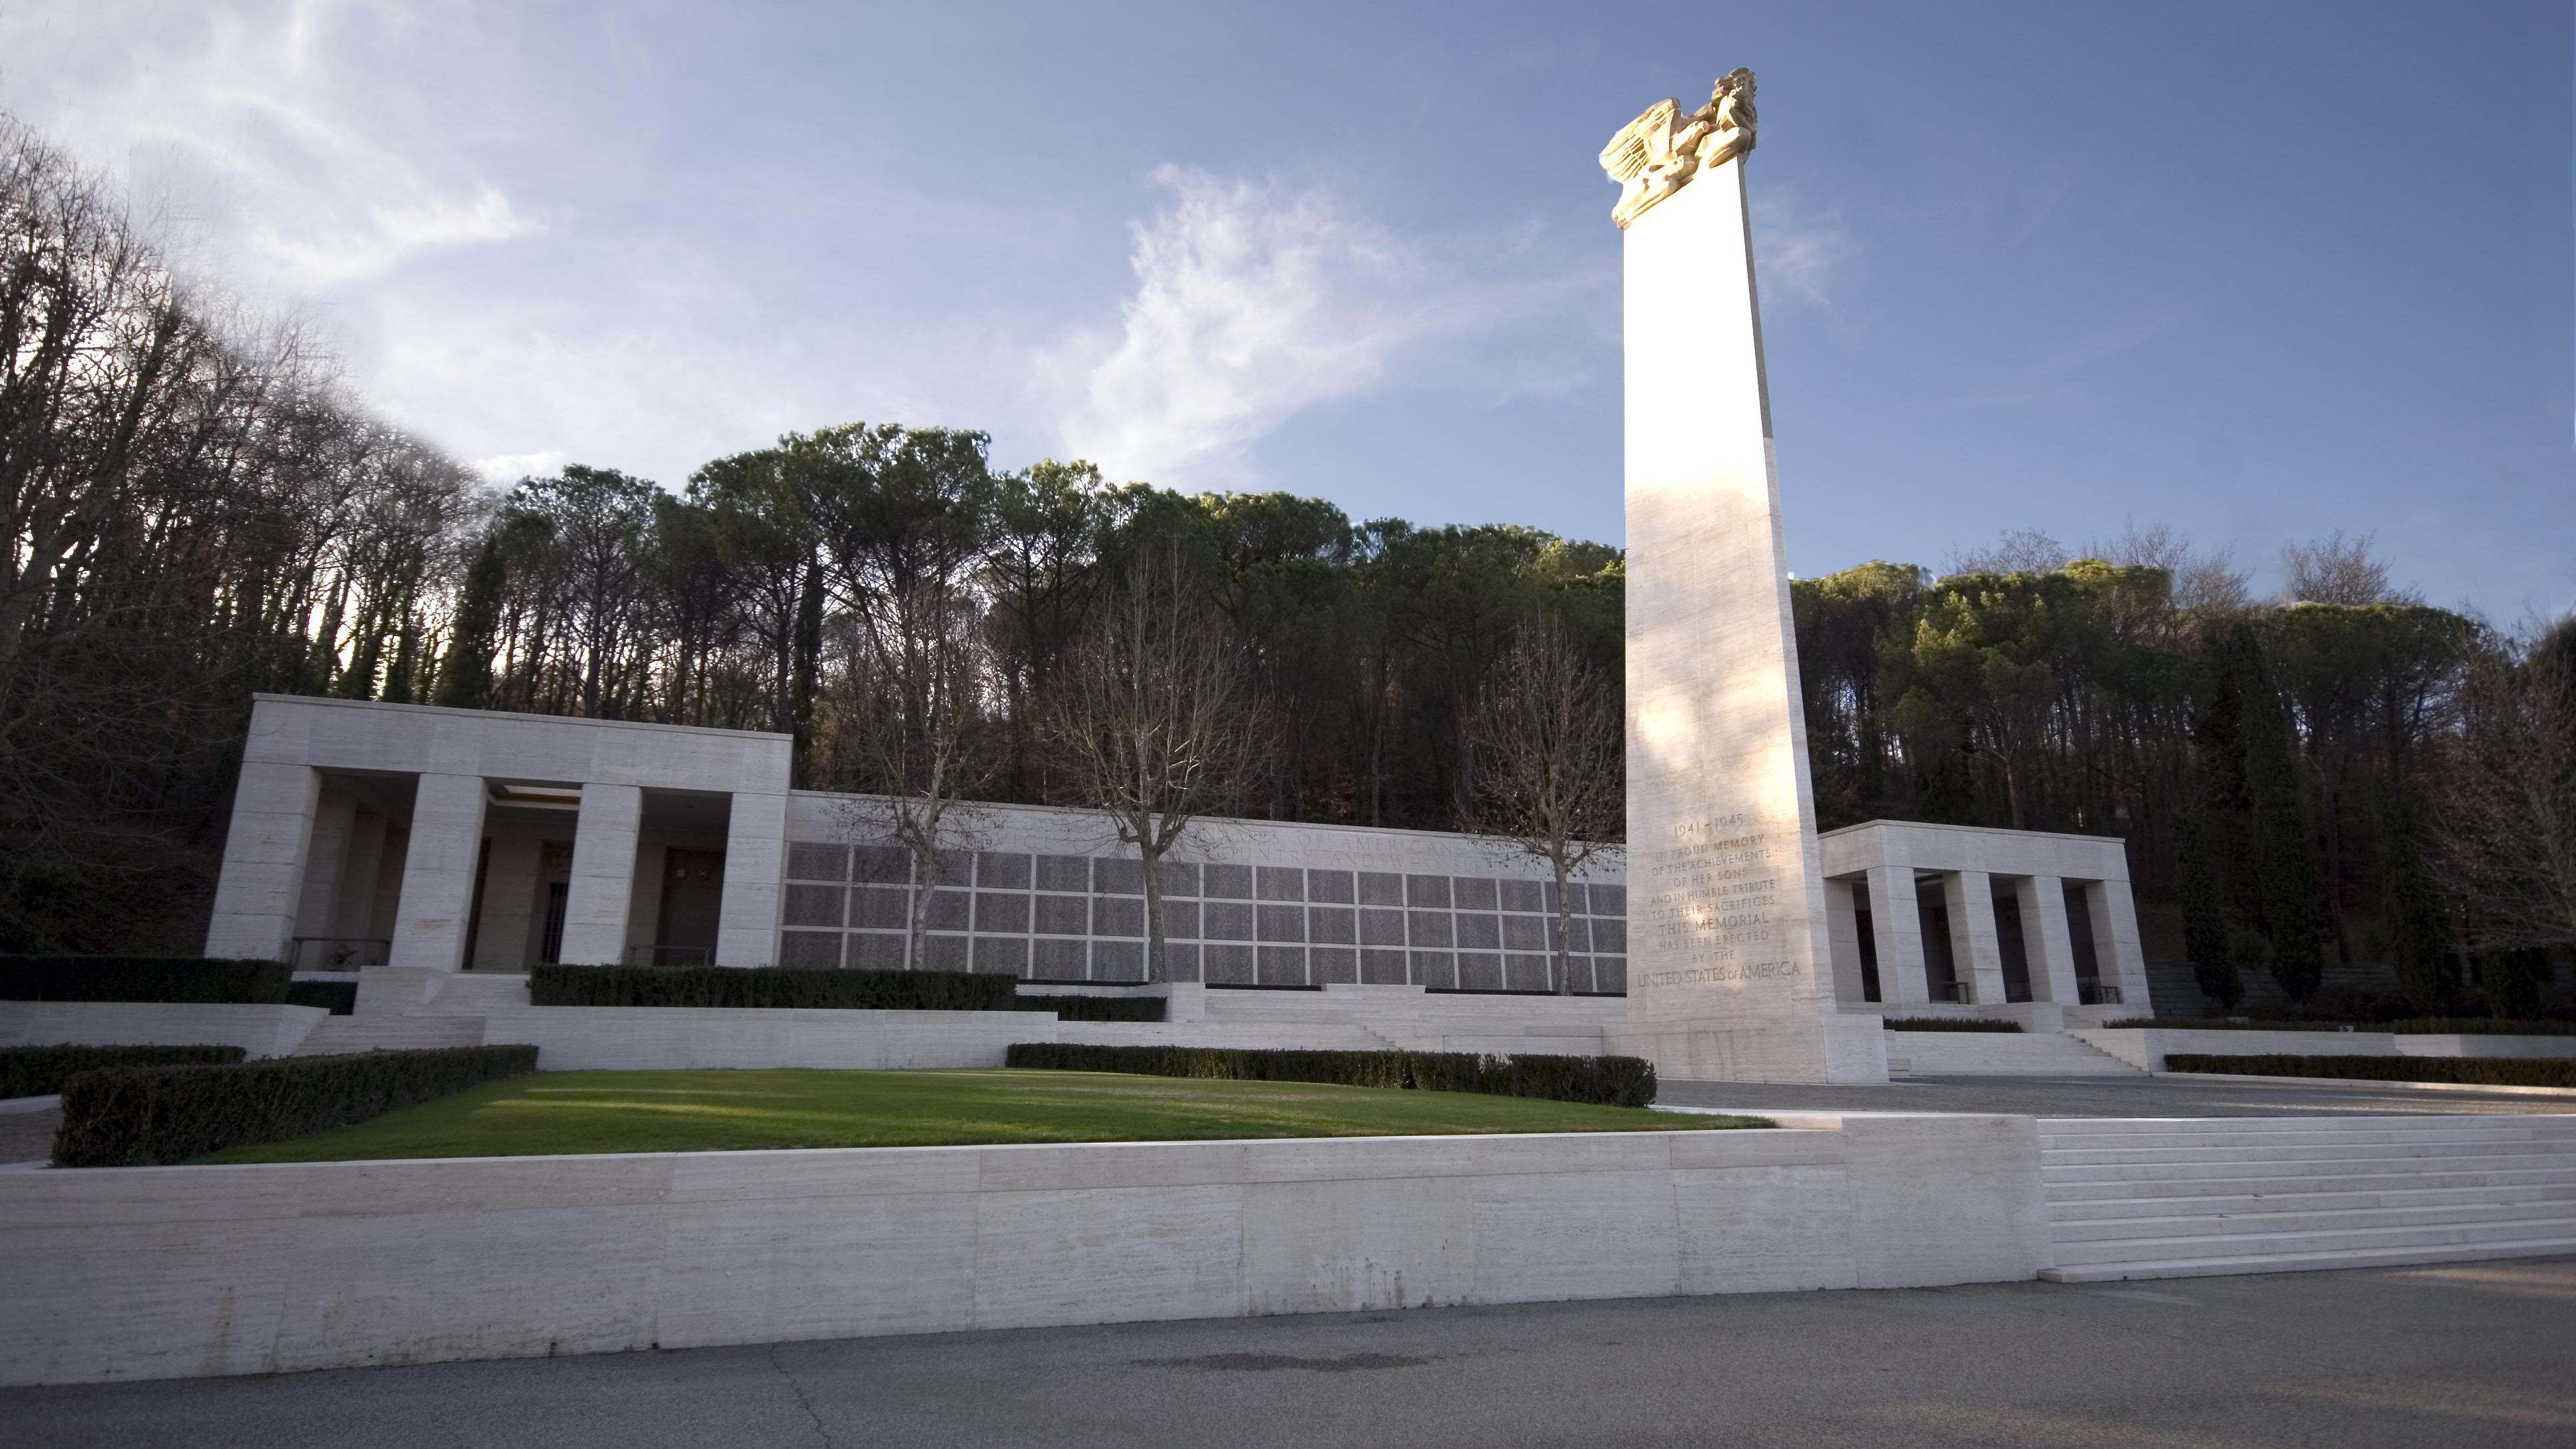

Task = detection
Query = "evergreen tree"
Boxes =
[2177,810,2243,1009]
[789,556,823,789]
[2229,623,2329,1001]
[432,534,508,710]
[2374,785,2455,1012]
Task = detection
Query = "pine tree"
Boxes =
[2230,623,2328,1002]
[2374,785,2455,1013]
[432,534,507,710]
[2177,810,2244,1009]
[788,555,823,788]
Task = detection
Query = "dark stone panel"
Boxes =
[1501,913,1547,951]
[976,852,1032,889]
[786,842,850,883]
[1358,907,1405,947]
[779,930,841,968]
[1156,860,1200,898]
[1498,878,1543,913]
[1406,910,1454,948]
[1308,905,1356,945]
[852,887,909,930]
[1203,864,1253,900]
[856,846,911,886]
[1359,947,1408,985]
[782,884,846,929]
[1257,866,1305,901]
[1587,882,1627,916]
[1357,871,1404,907]
[1456,951,1504,991]
[1306,869,1355,904]
[1035,854,1091,892]
[1032,893,1089,936]
[1160,899,1201,939]
[1455,913,1500,949]
[921,934,969,971]
[848,931,907,969]
[973,891,1030,934]
[1094,857,1144,895]
[1161,942,1202,983]
[1204,942,1255,985]
[1203,901,1254,941]
[973,936,1029,974]
[1452,876,1498,911]
[1506,953,1552,991]
[1091,895,1144,938]
[1310,945,1357,984]
[925,889,970,932]
[1257,945,1309,985]
[1257,903,1305,942]
[1091,939,1145,981]
[1593,918,1628,952]
[1409,951,1457,990]
[1031,937,1088,978]
[1405,874,1452,909]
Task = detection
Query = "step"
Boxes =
[2050,1198,2576,1243]
[2048,1181,2576,1221]
[2045,1165,2576,1203]
[2040,1114,2576,1136]
[2040,1233,2576,1283]
[2042,1139,2576,1167]
[2041,1124,2576,1151]
[2043,1152,2576,1186]
[2048,1213,2576,1267]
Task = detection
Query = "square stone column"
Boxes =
[1863,866,1931,1007]
[204,762,323,961]
[387,772,489,973]
[560,783,643,967]
[1942,871,2009,1007]
[1822,878,1866,1002]
[470,836,545,972]
[2022,875,2082,1005]
[2084,880,2154,1009]
[717,791,789,967]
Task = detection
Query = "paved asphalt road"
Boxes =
[1658,1071,2576,1118]
[9,1257,2575,1448]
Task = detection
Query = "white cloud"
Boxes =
[465,449,569,486]
[1049,166,1599,488]
[1750,188,1857,315]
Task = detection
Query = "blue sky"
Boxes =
[7,1,2569,617]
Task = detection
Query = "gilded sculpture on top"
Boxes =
[1599,68,1758,230]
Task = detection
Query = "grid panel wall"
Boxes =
[776,849,1627,991]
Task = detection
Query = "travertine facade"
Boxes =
[1606,72,1887,1084]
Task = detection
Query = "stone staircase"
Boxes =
[295,1015,490,1056]
[2039,1115,2576,1282]
[1884,1031,2142,1076]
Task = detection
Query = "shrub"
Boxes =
[1,1044,244,1098]
[1882,1017,2022,1033]
[53,1045,540,1167]
[1005,1043,1657,1108]
[285,980,359,1015]
[0,956,289,1004]
[2163,1054,2576,1089]
[529,964,1017,1011]
[1015,994,1166,1023]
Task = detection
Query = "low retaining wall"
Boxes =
[476,1007,1048,1070]
[0,1003,326,1061]
[0,1115,2050,1386]
[2074,1028,2576,1072]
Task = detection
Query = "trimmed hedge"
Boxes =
[1883,1017,2022,1033]
[1005,1042,1657,1108]
[2,1044,244,1099]
[2107,1017,2576,1037]
[529,964,1017,1011]
[285,980,359,1015]
[2164,1053,2576,1088]
[0,956,289,1004]
[1015,995,1167,1023]
[53,1045,541,1167]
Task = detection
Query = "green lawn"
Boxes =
[200,1068,1762,1163]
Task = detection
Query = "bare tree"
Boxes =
[2283,530,2414,606]
[2431,618,2576,952]
[1045,554,1261,983]
[1947,528,2069,577]
[1462,618,1624,993]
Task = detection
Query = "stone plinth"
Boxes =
[1611,148,1885,1084]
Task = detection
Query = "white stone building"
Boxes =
[207,695,2148,1034]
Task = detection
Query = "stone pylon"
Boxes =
[1601,74,1889,1083]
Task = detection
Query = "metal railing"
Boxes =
[289,937,390,969]
[623,943,713,967]
[1935,981,1973,1005]
[2076,981,2124,1006]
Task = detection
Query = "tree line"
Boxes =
[5,111,2565,1015]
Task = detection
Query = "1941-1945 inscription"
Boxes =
[1634,813,1794,991]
